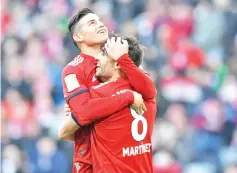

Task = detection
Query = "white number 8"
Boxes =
[130,108,148,141]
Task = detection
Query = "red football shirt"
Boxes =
[62,53,99,173]
[62,53,135,173]
[89,78,157,173]
[62,53,157,173]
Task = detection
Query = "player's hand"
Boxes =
[131,91,147,115]
[105,37,129,60]
[64,103,71,116]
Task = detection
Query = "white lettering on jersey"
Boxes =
[74,162,81,173]
[68,55,84,66]
[111,89,132,97]
[64,74,80,92]
[122,143,152,157]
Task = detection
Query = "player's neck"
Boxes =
[80,44,101,58]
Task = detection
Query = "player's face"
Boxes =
[95,51,116,79]
[76,13,108,46]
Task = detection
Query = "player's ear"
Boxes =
[73,33,83,43]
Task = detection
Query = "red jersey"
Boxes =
[62,53,157,173]
[89,78,157,173]
[62,53,99,173]
[62,53,135,173]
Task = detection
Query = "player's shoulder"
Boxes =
[118,78,132,88]
[111,78,133,95]
[62,55,85,75]
[68,54,85,67]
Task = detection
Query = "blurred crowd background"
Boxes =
[1,0,237,173]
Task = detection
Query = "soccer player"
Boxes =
[64,36,157,172]
[60,8,156,173]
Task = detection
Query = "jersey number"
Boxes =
[130,108,148,141]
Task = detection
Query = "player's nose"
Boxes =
[98,22,106,29]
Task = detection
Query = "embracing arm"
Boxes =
[59,90,134,141]
[68,91,134,126]
[58,115,78,141]
[117,54,157,100]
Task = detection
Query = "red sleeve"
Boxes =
[62,64,134,127]
[117,54,157,100]
[69,91,134,126]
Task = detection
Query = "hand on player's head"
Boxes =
[103,34,143,67]
[131,91,147,115]
[105,36,129,61]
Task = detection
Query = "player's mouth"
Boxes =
[96,64,101,70]
[97,29,107,34]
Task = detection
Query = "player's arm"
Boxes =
[58,93,131,141]
[117,53,156,100]
[59,92,133,140]
[105,37,157,100]
[58,114,77,141]
[59,87,146,141]
[69,91,135,126]
[59,92,134,141]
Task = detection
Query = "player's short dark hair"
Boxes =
[123,36,143,67]
[103,34,144,67]
[68,8,94,48]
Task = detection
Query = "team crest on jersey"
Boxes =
[68,55,84,66]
